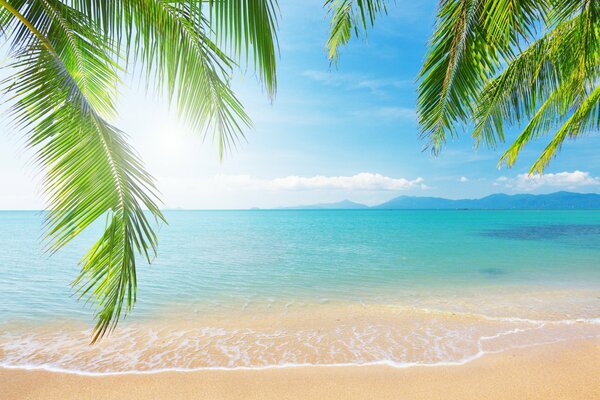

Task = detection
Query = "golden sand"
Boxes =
[2,338,598,400]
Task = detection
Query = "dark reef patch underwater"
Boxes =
[481,224,600,240]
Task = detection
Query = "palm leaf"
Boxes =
[417,0,546,154]
[205,0,279,98]
[1,1,281,340]
[417,0,485,153]
[474,0,599,167]
[530,83,600,173]
[71,0,277,155]
[2,1,164,342]
[324,0,388,64]
[471,16,576,148]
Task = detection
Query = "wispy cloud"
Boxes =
[302,70,411,95]
[204,173,425,191]
[459,176,469,182]
[496,170,600,191]
[372,107,416,120]
[349,106,416,123]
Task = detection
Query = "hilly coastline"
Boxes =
[281,192,600,210]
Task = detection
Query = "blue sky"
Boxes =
[1,0,599,209]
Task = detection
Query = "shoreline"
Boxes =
[0,337,587,377]
[2,338,598,400]
[2,298,598,374]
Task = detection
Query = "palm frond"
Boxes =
[1,0,282,341]
[72,0,275,156]
[417,0,485,153]
[2,0,163,341]
[497,77,581,167]
[474,1,599,167]
[324,0,388,64]
[204,0,279,98]
[417,0,546,154]
[132,1,252,157]
[471,17,574,147]
[530,83,600,173]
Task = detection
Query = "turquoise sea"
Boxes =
[0,210,599,373]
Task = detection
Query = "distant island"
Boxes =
[279,191,600,210]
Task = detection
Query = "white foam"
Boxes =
[3,333,598,377]
[2,304,599,376]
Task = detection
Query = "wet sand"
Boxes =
[2,338,598,400]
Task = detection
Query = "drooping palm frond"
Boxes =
[475,0,599,168]
[417,0,486,152]
[204,0,279,98]
[417,0,546,154]
[419,0,599,169]
[71,0,278,153]
[0,0,279,341]
[329,0,598,171]
[73,1,279,98]
[471,15,579,149]
[324,0,388,64]
[530,83,600,173]
[125,0,253,157]
[2,0,164,342]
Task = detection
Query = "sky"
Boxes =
[1,1,599,209]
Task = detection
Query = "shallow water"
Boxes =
[0,210,599,373]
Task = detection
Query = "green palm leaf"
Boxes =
[475,0,599,166]
[325,0,388,63]
[0,0,279,341]
[3,2,163,342]
[326,0,599,171]
[205,0,279,98]
[417,0,545,154]
[528,83,600,173]
[471,16,578,149]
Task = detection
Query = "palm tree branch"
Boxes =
[530,83,600,173]
[0,0,56,54]
[204,0,280,98]
[417,0,549,154]
[2,3,163,341]
[498,75,580,167]
[472,1,598,170]
[417,0,484,153]
[324,0,388,64]
[113,0,252,158]
[471,22,563,147]
[68,0,273,157]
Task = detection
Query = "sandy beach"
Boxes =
[2,338,598,400]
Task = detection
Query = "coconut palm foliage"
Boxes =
[326,0,600,172]
[0,0,278,342]
[325,0,388,63]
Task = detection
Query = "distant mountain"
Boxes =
[375,191,600,210]
[280,192,600,210]
[282,199,368,209]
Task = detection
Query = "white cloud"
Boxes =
[373,107,416,120]
[302,70,410,94]
[205,172,425,191]
[497,170,600,191]
[158,173,427,208]
[459,176,469,182]
[350,106,416,122]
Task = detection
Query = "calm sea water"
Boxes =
[0,210,599,372]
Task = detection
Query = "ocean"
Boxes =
[0,210,598,373]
